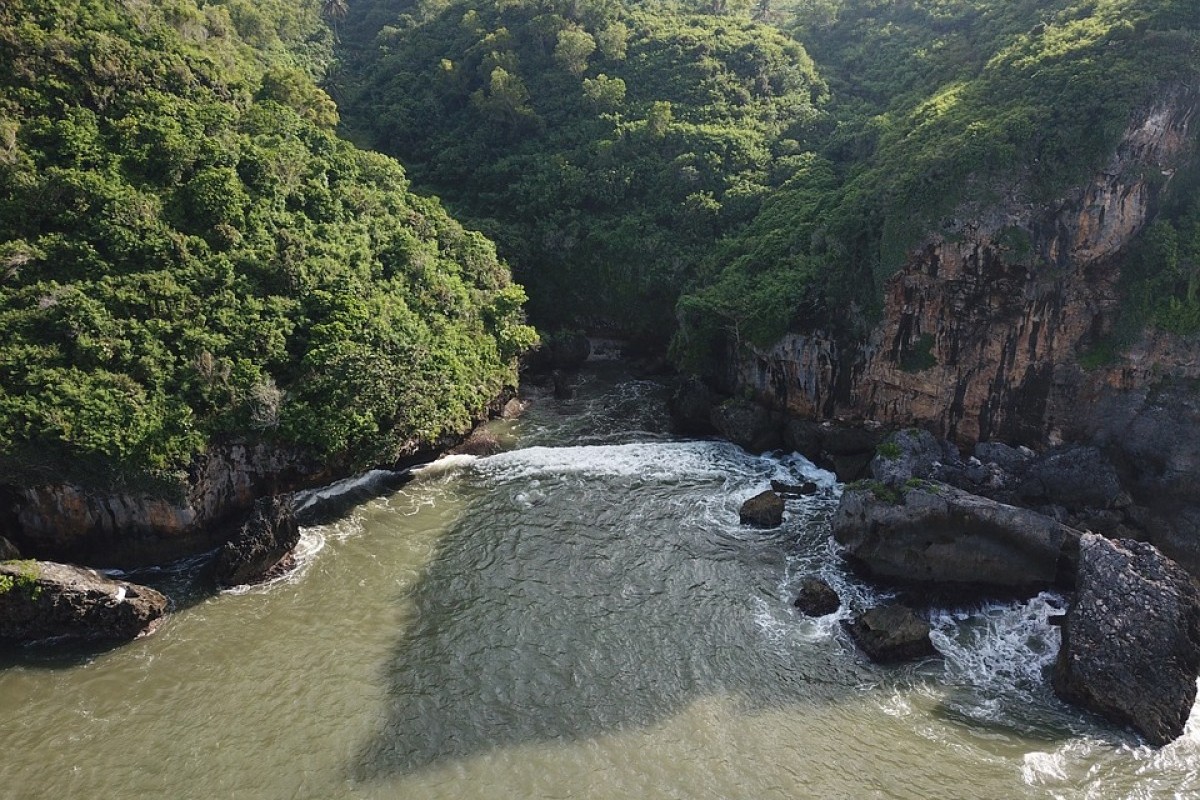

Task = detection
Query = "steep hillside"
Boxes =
[335,0,826,339]
[678,0,1200,367]
[0,0,534,563]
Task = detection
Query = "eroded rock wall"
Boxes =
[3,442,335,567]
[736,86,1200,447]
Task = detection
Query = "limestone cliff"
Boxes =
[735,85,1199,447]
[0,432,454,568]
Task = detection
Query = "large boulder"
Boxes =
[782,420,882,482]
[794,578,840,616]
[844,604,937,663]
[832,482,1079,596]
[710,399,782,453]
[1052,534,1200,746]
[0,560,168,643]
[870,428,945,486]
[215,495,300,587]
[739,490,784,528]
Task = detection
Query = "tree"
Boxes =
[554,28,597,76]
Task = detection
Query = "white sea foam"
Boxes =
[929,592,1064,702]
[473,440,834,487]
[293,469,399,514]
[411,453,478,479]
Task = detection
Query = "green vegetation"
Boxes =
[0,0,535,492]
[679,0,1200,370]
[335,0,826,341]
[1081,156,1200,365]
[335,0,1199,375]
[2,0,1198,502]
[876,440,901,460]
[0,561,42,598]
[899,334,937,373]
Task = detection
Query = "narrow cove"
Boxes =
[3,362,1198,799]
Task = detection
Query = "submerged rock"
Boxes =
[739,491,784,528]
[844,604,936,663]
[215,495,300,587]
[771,479,818,497]
[1053,534,1200,746]
[794,578,840,616]
[832,482,1079,596]
[0,560,168,643]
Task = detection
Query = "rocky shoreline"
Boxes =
[0,336,592,647]
[4,346,1197,748]
[681,379,1200,746]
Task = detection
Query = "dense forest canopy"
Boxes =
[1,0,1198,496]
[336,0,1200,366]
[0,0,535,492]
[335,0,827,339]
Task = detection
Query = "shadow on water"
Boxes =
[351,433,897,781]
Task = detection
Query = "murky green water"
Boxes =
[3,363,1199,799]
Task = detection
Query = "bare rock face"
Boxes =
[870,428,946,487]
[1017,445,1125,512]
[739,491,784,528]
[730,87,1200,447]
[450,426,505,457]
[215,495,300,587]
[1053,534,1200,746]
[781,420,882,482]
[844,605,937,663]
[668,376,719,436]
[0,560,168,643]
[3,442,335,568]
[832,482,1079,596]
[711,399,782,453]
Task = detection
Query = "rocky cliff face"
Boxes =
[1,442,336,567]
[736,86,1199,447]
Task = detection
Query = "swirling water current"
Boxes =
[3,362,1200,799]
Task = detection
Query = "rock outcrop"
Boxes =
[215,495,300,587]
[782,419,883,482]
[1052,534,1200,746]
[794,578,840,616]
[832,482,1079,596]
[844,605,937,663]
[0,560,168,643]
[739,490,784,528]
[668,376,718,436]
[869,428,946,487]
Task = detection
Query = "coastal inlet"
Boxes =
[1,363,1198,799]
